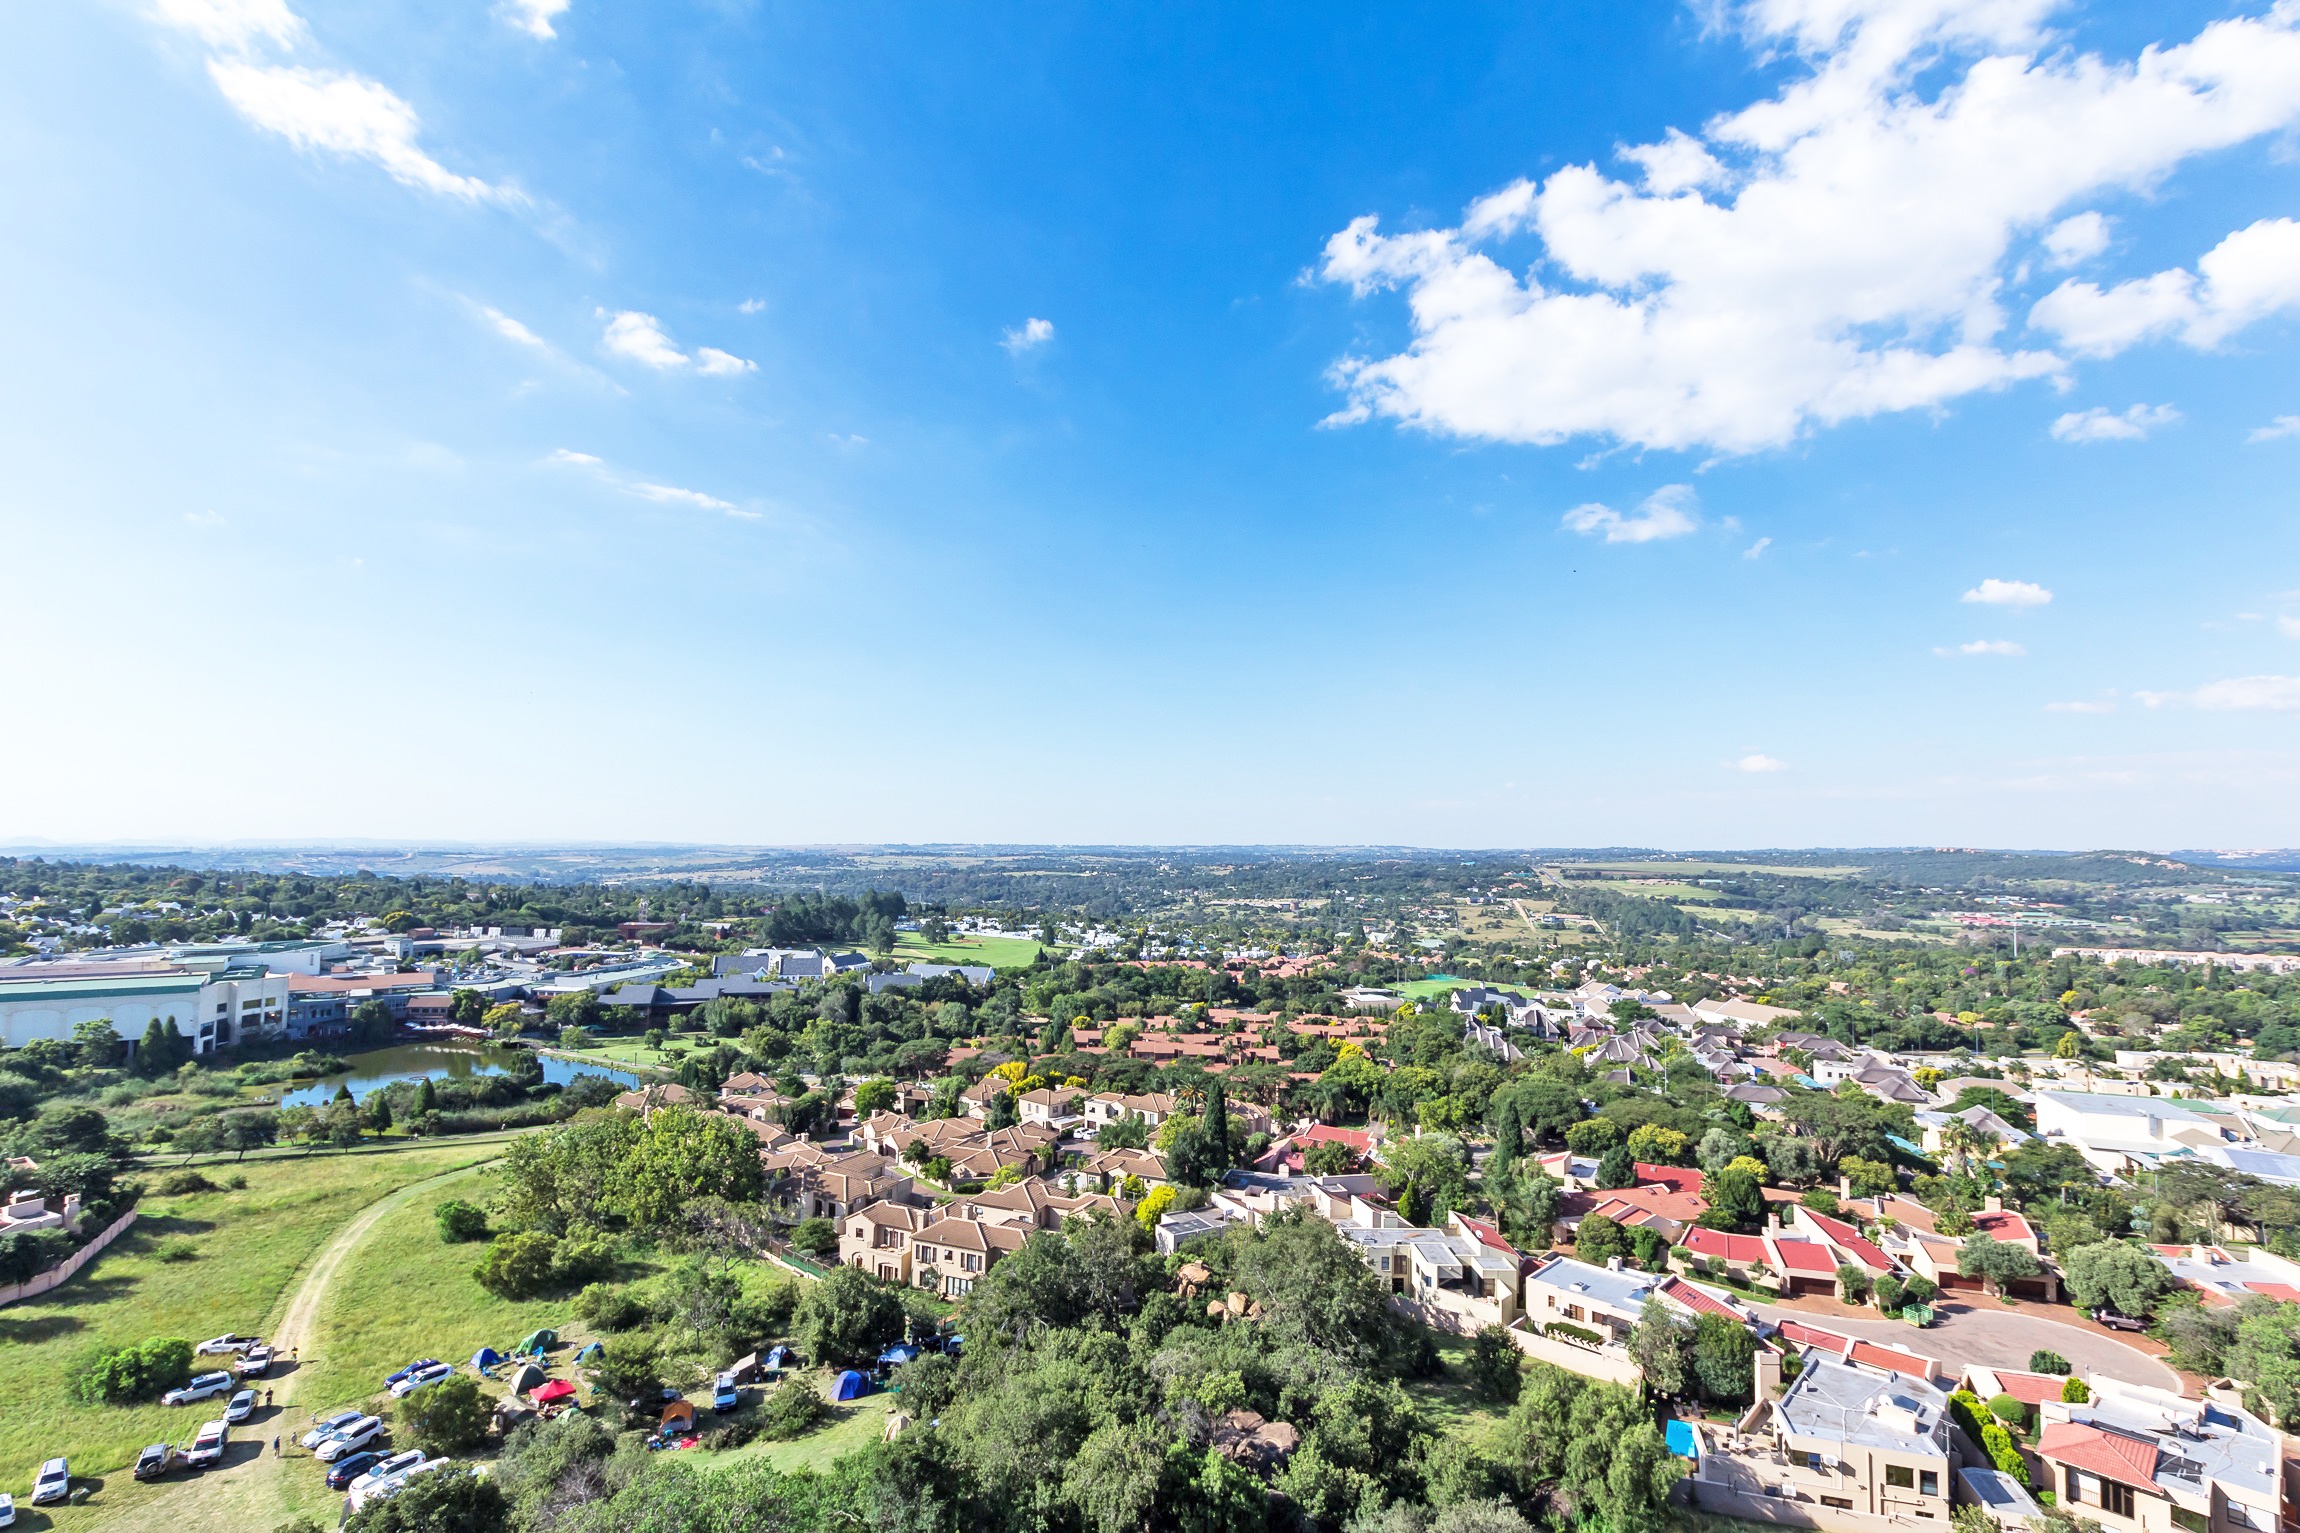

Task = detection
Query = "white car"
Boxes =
[712,1373,741,1411]
[196,1334,261,1356]
[236,1346,275,1377]
[347,1450,426,1494]
[388,1362,455,1398]
[315,1416,384,1462]
[302,1410,364,1449]
[163,1371,236,1406]
[184,1419,230,1469]
[30,1458,68,1505]
[0,1489,14,1525]
[225,1387,258,1423]
[346,1457,451,1517]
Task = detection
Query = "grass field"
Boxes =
[0,1141,499,1503]
[1403,1332,1511,1444]
[695,1370,905,1474]
[892,932,1043,970]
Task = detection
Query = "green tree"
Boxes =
[65,1336,194,1405]
[1705,1165,1767,1229]
[791,1216,838,1258]
[473,1230,561,1299]
[795,1264,905,1367]
[605,1105,763,1230]
[1575,1213,1627,1267]
[397,1372,491,1455]
[1467,1323,1523,1403]
[1692,1311,1756,1403]
[1226,1205,1401,1366]
[343,1463,505,1533]
[853,1077,897,1118]
[1595,1145,1637,1190]
[1959,1231,2043,1296]
[1628,1297,1693,1398]
[435,1199,489,1243]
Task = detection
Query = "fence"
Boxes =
[0,1207,139,1308]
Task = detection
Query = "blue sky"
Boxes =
[3,0,2298,849]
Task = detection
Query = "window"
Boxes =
[2173,1510,2209,1533]
[2102,1482,2136,1519]
[1920,1471,1938,1498]
[1887,1467,1915,1490]
[1821,1497,1853,1510]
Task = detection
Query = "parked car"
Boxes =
[348,1450,426,1494]
[324,1451,382,1492]
[2096,1308,2148,1332]
[0,1489,13,1525]
[712,1374,741,1411]
[134,1443,180,1480]
[225,1388,258,1423]
[184,1419,230,1469]
[389,1362,455,1398]
[384,1359,444,1388]
[315,1416,384,1462]
[30,1458,68,1505]
[163,1371,236,1406]
[196,1334,261,1356]
[346,1457,451,1517]
[236,1346,275,1378]
[302,1410,364,1449]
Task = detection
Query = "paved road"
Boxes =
[1751,1299,2179,1392]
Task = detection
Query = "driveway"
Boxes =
[1749,1298,2180,1392]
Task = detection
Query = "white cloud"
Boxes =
[2194,675,2300,710]
[208,62,513,202]
[2033,219,2300,356]
[150,0,304,49]
[2042,211,2110,269]
[596,311,753,375]
[694,347,756,377]
[1317,2,2300,455]
[477,305,548,350]
[1736,753,1787,772]
[1744,536,1773,559]
[182,508,227,527]
[2250,415,2300,442]
[548,450,754,519]
[1936,639,2027,656]
[499,0,570,40]
[738,299,766,315]
[2050,402,2180,442]
[2045,698,2115,712]
[1561,484,1700,544]
[1002,317,1055,354]
[1962,577,2052,606]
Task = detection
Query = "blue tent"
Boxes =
[764,1345,792,1372]
[472,1347,505,1370]
[573,1341,604,1363]
[877,1344,921,1368]
[832,1370,868,1401]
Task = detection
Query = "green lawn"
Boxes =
[1405,1332,1512,1444]
[0,1142,496,1495]
[1395,977,1525,1003]
[695,1369,905,1474]
[892,932,1043,970]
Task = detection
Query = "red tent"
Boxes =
[529,1380,578,1404]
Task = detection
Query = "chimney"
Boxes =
[1766,1213,1783,1236]
[1984,1195,2003,1213]
[1839,1175,1853,1199]
[1755,1349,1782,1397]
[1607,1256,1624,1272]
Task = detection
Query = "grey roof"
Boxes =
[867,972,926,994]
[1777,1356,1949,1458]
[2036,1091,2211,1124]
[1526,1254,1659,1309]
[1960,1467,2041,1522]
[2200,1146,2300,1186]
[909,963,994,987]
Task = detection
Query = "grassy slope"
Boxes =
[892,933,1043,970]
[0,1142,493,1495]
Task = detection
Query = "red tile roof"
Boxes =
[2244,1281,2300,1303]
[1849,1341,1938,1380]
[2038,1423,2159,1486]
[1799,1208,1895,1272]
[1971,1209,2037,1244]
[1772,1240,1837,1273]
[1659,1276,1742,1320]
[1635,1164,1706,1195]
[1683,1227,1769,1263]
[1984,1370,2068,1406]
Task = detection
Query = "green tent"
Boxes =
[516,1329,559,1355]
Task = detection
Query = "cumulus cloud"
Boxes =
[2032,219,2300,356]
[2192,675,2300,710]
[2050,403,2180,442]
[2041,212,2111,269]
[547,450,754,519]
[596,311,754,375]
[207,62,513,201]
[1561,484,1700,543]
[1736,753,1787,772]
[1002,317,1055,354]
[1936,639,2027,656]
[2250,415,2300,442]
[1316,1,2300,455]
[499,0,570,39]
[1962,577,2052,607]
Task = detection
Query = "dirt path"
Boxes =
[77,1158,496,1533]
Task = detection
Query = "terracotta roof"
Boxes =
[1683,1227,1769,1263]
[2243,1281,2300,1302]
[1634,1164,1706,1195]
[1297,1125,1373,1152]
[1799,1208,1895,1272]
[2037,1423,2159,1486]
[1984,1370,2067,1406]
[1772,1240,1837,1273]
[1659,1276,1742,1320]
[1971,1209,2037,1244]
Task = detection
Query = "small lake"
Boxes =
[277,1042,647,1107]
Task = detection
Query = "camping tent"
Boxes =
[515,1329,559,1355]
[764,1345,791,1374]
[832,1370,868,1401]
[472,1347,505,1371]
[506,1363,546,1398]
[877,1344,921,1368]
[573,1342,604,1364]
[661,1399,696,1431]
[530,1380,578,1405]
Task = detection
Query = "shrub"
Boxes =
[2029,1349,2072,1375]
[435,1200,490,1243]
[154,1170,217,1196]
[156,1238,200,1263]
[1873,1274,1906,1312]
[551,1233,617,1287]
[397,1373,491,1455]
[1802,1188,1841,1215]
[473,1230,561,1299]
[343,1463,505,1533]
[791,1217,839,1258]
[1544,1321,1602,1347]
[1466,1323,1523,1403]
[757,1377,828,1440]
[225,1173,248,1190]
[574,1283,649,1332]
[1836,1264,1871,1304]
[66,1336,194,1405]
[699,1420,757,1450]
[1981,1420,2027,1478]
[2061,1377,2091,1403]
[1988,1392,2027,1425]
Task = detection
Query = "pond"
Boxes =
[276,1042,647,1107]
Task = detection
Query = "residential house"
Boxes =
[839,1201,931,1284]
[2034,1092,2232,1175]
[1017,1086,1085,1128]
[2031,1376,2289,1533]
[909,1215,1029,1298]
[1690,997,1803,1031]
[2146,1243,2300,1306]
[1556,1163,1710,1246]
[1697,1355,1953,1520]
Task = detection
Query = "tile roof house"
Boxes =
[838,1201,931,1284]
[909,1215,1030,1298]
[2028,1375,2288,1533]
